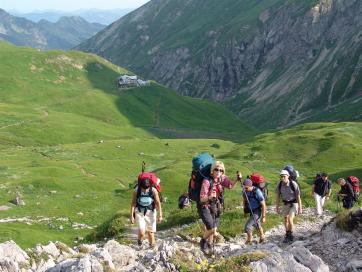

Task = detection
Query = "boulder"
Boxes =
[35,258,56,272]
[290,246,329,272]
[36,242,60,258]
[346,259,362,272]
[250,250,312,272]
[0,241,29,263]
[46,258,78,272]
[103,240,137,268]
[0,259,20,272]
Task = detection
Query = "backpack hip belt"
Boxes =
[283,199,297,206]
[137,203,155,215]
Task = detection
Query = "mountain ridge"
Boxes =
[76,0,362,129]
[0,9,105,50]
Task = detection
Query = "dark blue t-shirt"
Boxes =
[244,187,265,210]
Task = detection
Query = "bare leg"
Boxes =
[138,229,145,241]
[288,214,295,232]
[147,231,155,246]
[284,216,290,231]
[246,231,253,243]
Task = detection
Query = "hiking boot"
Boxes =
[206,241,212,250]
[200,238,208,252]
[137,239,143,246]
[289,233,294,242]
[149,243,156,249]
[283,232,291,243]
[259,237,266,244]
[245,240,252,245]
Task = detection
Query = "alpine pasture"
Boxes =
[0,41,361,248]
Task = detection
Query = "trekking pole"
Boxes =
[212,210,216,257]
[243,187,262,238]
[141,161,146,173]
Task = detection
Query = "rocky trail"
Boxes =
[0,207,361,272]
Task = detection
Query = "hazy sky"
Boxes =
[0,0,150,12]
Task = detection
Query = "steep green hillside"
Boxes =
[0,41,251,247]
[77,0,362,129]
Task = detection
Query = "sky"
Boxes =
[0,0,150,12]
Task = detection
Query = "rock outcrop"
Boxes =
[1,207,361,272]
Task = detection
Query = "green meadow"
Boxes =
[0,42,361,248]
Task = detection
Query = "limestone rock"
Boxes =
[346,259,362,272]
[103,240,137,268]
[290,245,329,272]
[0,241,29,263]
[251,250,312,272]
[36,242,60,258]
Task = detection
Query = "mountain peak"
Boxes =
[57,15,87,24]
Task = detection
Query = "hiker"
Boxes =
[198,160,241,253]
[311,172,332,216]
[242,178,266,244]
[130,177,163,248]
[337,178,355,209]
[275,169,302,243]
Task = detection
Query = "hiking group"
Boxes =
[130,154,360,252]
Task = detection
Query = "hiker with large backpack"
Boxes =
[275,169,303,243]
[247,173,268,201]
[198,160,241,254]
[242,178,266,244]
[130,172,163,248]
[337,178,355,209]
[311,172,332,216]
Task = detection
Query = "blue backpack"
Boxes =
[188,153,215,202]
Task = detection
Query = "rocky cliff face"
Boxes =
[0,9,104,50]
[77,0,362,129]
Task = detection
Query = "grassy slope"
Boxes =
[0,41,251,247]
[0,42,361,248]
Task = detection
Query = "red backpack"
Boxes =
[137,172,161,193]
[249,173,268,200]
[347,176,360,200]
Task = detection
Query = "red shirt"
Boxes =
[200,176,234,207]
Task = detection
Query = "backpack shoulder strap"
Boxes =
[149,187,155,199]
[290,181,296,192]
[206,177,214,192]
[136,186,142,199]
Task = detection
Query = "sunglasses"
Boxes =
[213,168,224,173]
[280,175,288,178]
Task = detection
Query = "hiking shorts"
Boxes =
[197,205,220,230]
[282,202,298,217]
[135,209,157,233]
[244,210,262,233]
